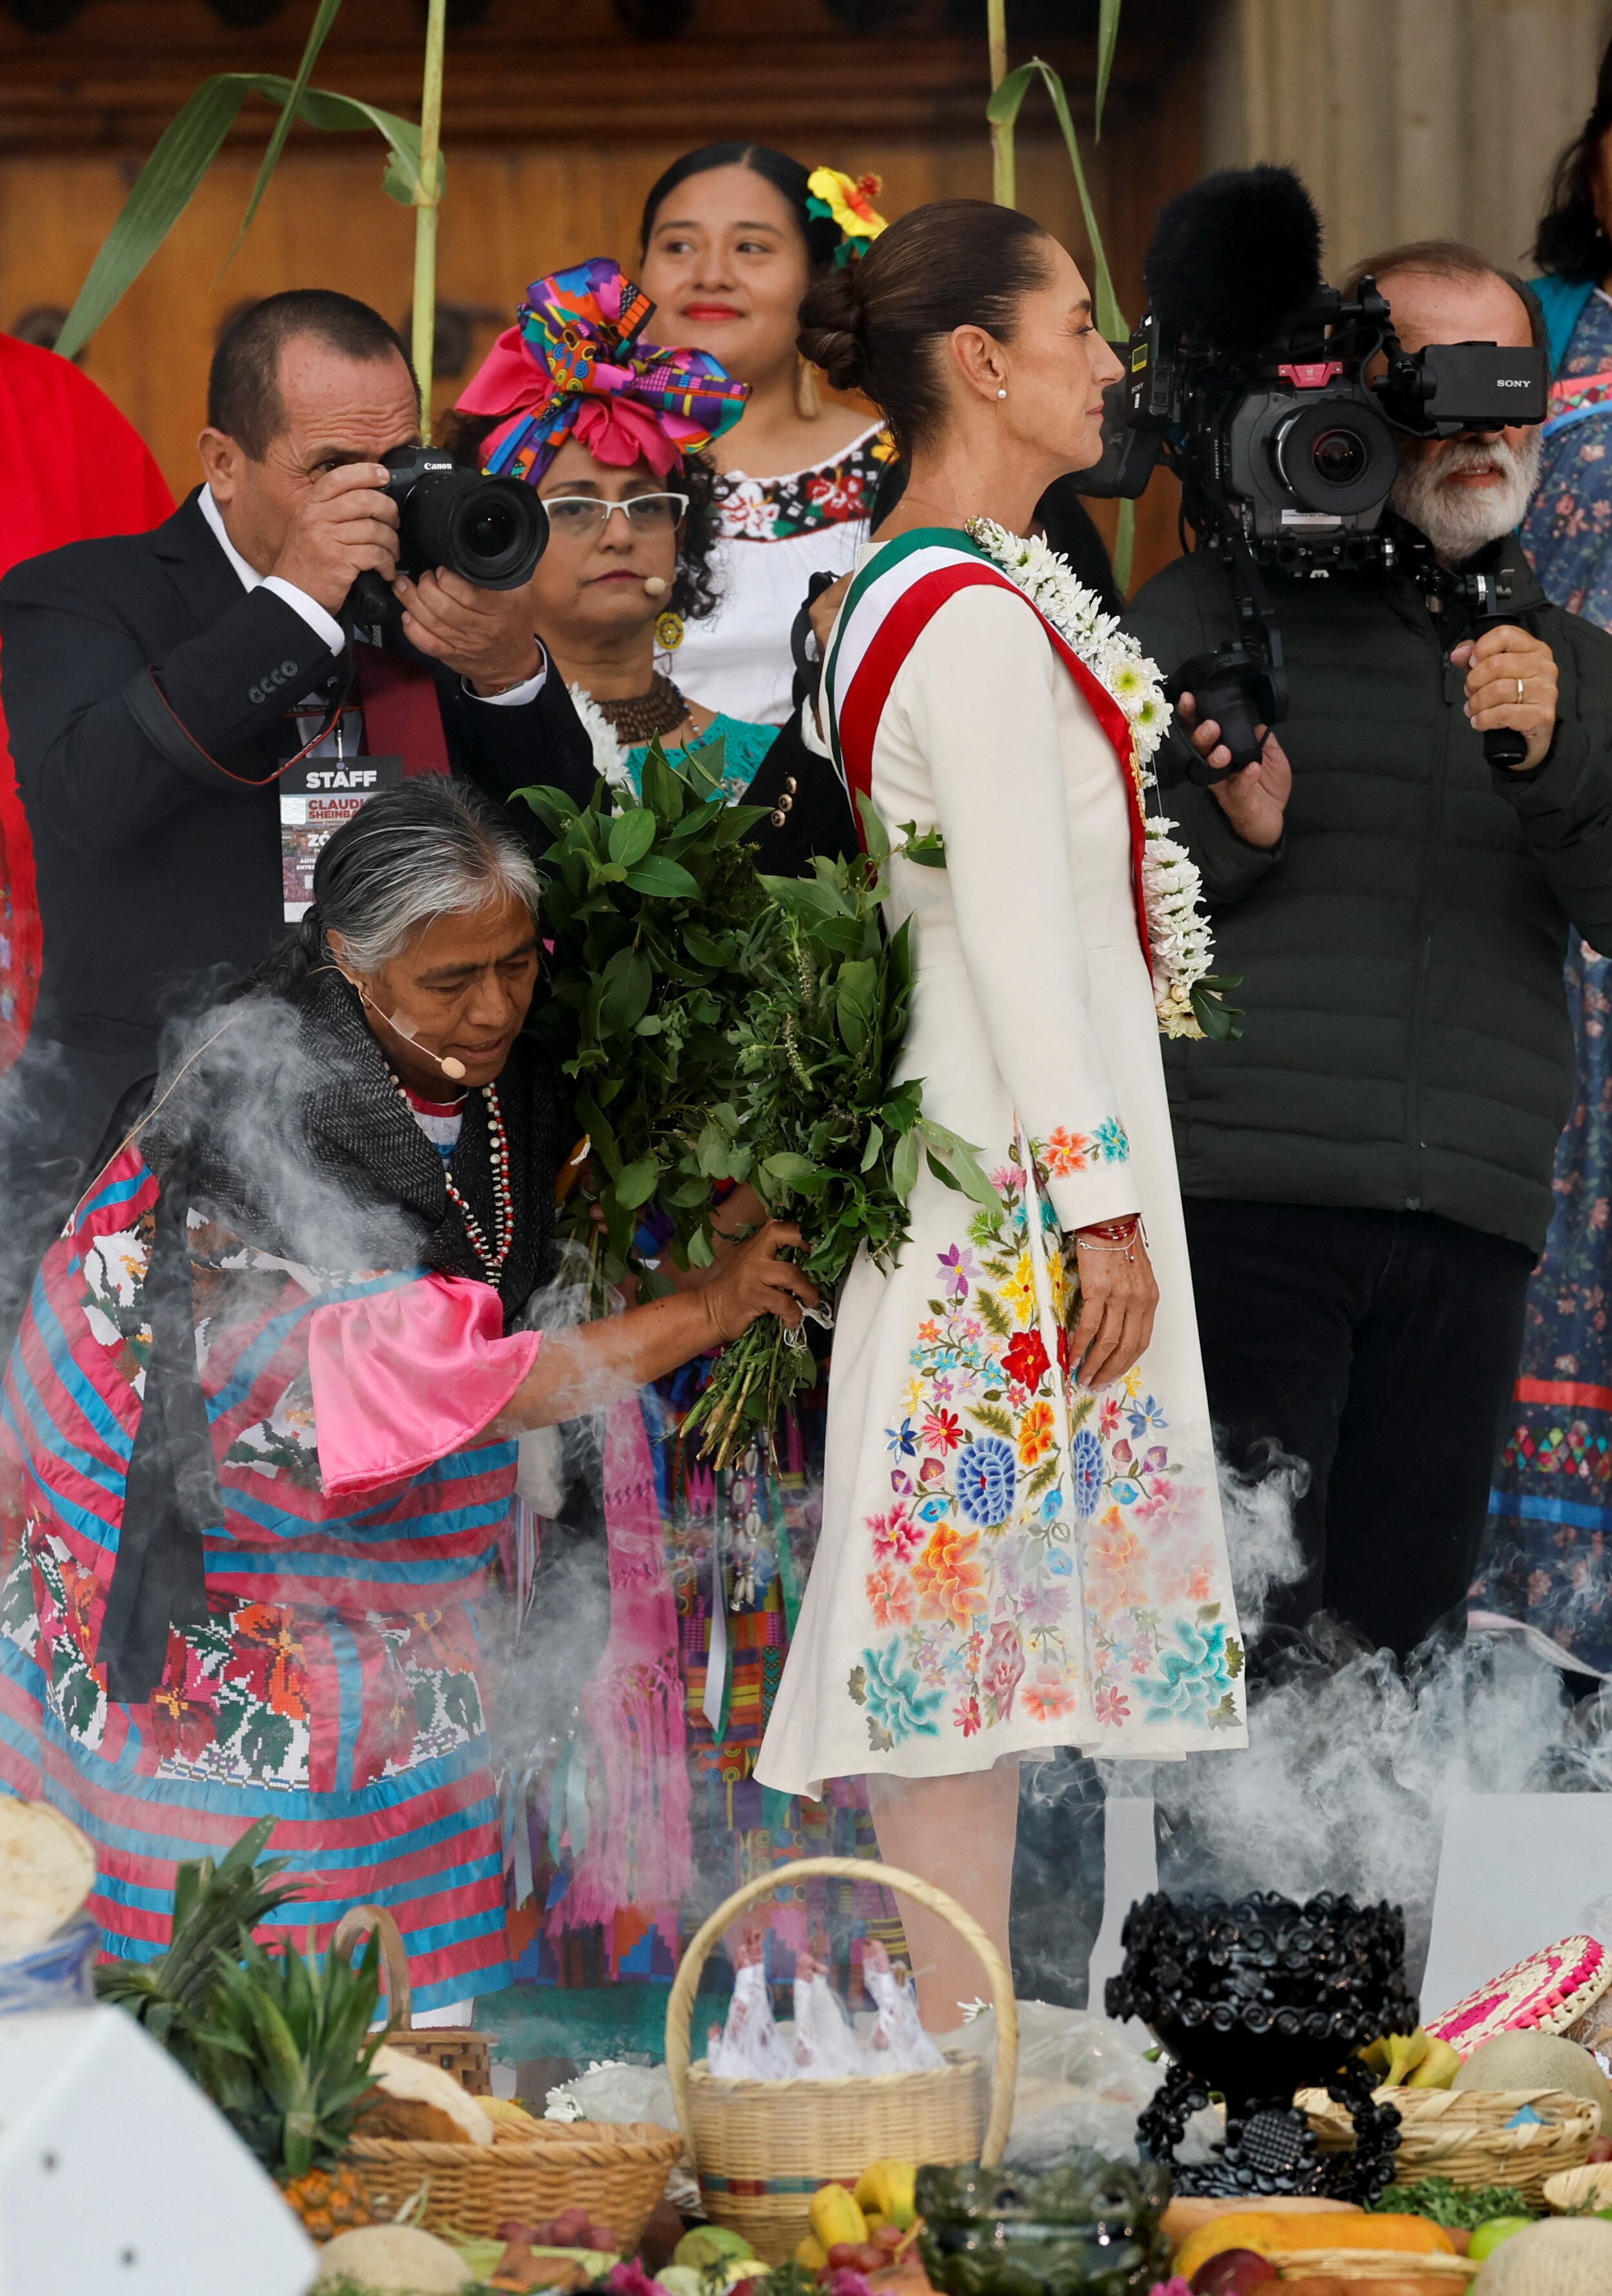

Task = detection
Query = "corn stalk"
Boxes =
[54,0,447,404]
[985,1,1138,592]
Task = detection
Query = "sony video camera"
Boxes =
[1080,166,1549,777]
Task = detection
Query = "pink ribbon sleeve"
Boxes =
[307,1273,541,1501]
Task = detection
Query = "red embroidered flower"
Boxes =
[1002,1328,1051,1392]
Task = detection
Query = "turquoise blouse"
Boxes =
[623,712,779,803]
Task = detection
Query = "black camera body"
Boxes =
[1123,285,1547,572]
[345,446,549,630]
[1082,167,1550,781]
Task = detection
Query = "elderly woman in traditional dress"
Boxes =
[754,201,1248,2024]
[0,777,812,2011]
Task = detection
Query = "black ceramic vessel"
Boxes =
[1105,1890,1418,2201]
[916,2156,1172,2296]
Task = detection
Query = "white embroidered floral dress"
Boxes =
[754,528,1248,1795]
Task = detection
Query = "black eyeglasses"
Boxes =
[541,492,690,539]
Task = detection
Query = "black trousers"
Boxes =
[1182,1198,1536,1660]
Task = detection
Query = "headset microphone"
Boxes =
[346,980,468,1081]
[642,575,669,599]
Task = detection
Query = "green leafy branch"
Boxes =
[983,0,1136,590]
[55,0,450,435]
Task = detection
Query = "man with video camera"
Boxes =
[1125,215,1612,1665]
[0,288,592,1334]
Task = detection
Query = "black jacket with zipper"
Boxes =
[1124,532,1612,1257]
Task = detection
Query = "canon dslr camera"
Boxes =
[346,446,548,628]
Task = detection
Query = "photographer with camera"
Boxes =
[1125,201,1612,1665]
[0,288,592,1338]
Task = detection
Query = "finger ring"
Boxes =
[1516,676,1526,704]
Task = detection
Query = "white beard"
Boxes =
[1389,428,1543,561]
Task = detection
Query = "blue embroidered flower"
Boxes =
[848,1637,944,1750]
[1138,1615,1240,1725]
[1125,1394,1168,1442]
[956,1435,1016,1527]
[885,1418,918,1458]
[1072,1428,1104,1517]
[1093,1118,1130,1163]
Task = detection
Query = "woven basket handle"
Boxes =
[664,1855,1018,2171]
[335,1901,414,2032]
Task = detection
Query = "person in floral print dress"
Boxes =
[638,143,894,725]
[754,201,1246,2024]
[1474,52,1612,1673]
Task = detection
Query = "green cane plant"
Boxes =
[55,0,450,437]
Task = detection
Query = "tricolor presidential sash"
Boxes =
[821,526,1151,963]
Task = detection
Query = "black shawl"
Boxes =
[100,968,558,1701]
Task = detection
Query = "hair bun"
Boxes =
[799,266,869,396]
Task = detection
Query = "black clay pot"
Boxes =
[1105,1890,1417,2201]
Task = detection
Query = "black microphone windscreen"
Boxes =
[1145,165,1323,355]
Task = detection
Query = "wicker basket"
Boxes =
[665,1856,1018,2266]
[1543,2161,1612,2212]
[336,1903,494,2095]
[346,2118,685,2243]
[1296,2084,1598,2200]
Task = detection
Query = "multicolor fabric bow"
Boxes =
[806,168,889,267]
[456,256,749,486]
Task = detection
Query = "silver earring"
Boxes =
[996,387,1008,399]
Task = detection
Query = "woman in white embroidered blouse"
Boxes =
[637,143,892,726]
[754,199,1248,2022]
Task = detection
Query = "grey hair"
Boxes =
[261,775,541,991]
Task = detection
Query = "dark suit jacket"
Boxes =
[0,487,594,1088]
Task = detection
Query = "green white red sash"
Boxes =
[822,526,1151,964]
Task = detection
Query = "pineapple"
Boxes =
[279,2161,372,2239]
[192,1925,388,2231]
[96,1815,297,2073]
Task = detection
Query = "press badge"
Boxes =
[280,755,403,921]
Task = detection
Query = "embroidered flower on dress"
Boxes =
[955,1435,1018,1527]
[849,1635,944,1748]
[1072,1427,1104,1517]
[964,515,1223,1041]
[1001,1328,1050,1392]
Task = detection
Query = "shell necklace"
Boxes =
[390,1068,514,1283]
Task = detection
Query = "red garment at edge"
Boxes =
[0,335,174,1067]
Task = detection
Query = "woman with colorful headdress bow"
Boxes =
[632,143,893,726]
[448,257,854,870]
[447,263,875,2055]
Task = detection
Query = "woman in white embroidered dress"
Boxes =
[754,200,1248,2022]
[637,143,892,726]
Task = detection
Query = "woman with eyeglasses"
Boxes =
[448,259,855,873]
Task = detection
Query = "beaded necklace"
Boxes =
[390,1068,514,1284]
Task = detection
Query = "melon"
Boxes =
[1470,2216,1612,2293]
[312,2224,471,2292]
[1450,2030,1612,2135]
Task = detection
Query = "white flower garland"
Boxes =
[569,683,635,795]
[965,517,1218,1040]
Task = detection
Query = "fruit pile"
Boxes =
[794,2161,921,2276]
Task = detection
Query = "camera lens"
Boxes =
[1311,426,1369,486]
[398,469,548,590]
[467,499,519,559]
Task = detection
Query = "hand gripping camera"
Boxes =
[1079,167,1549,779]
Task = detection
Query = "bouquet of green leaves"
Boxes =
[681,801,994,1466]
[518,748,991,1466]
[515,737,767,1306]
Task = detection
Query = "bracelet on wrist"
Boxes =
[1074,1213,1144,1259]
